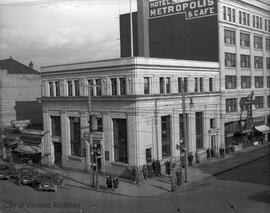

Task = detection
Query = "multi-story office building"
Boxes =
[120,0,270,147]
[40,57,220,170]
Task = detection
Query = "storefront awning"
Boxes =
[14,144,41,154]
[254,125,270,134]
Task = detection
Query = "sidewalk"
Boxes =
[5,143,270,198]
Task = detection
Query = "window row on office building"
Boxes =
[225,53,270,69]
[44,75,218,97]
[224,29,270,51]
[225,75,270,89]
[223,6,270,32]
[226,95,270,113]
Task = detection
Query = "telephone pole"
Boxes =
[181,79,189,182]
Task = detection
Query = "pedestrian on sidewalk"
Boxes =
[142,164,148,180]
[151,159,157,176]
[131,166,139,184]
[113,177,119,189]
[156,160,161,176]
[147,164,153,178]
[106,175,113,190]
[165,160,171,176]
[206,148,210,160]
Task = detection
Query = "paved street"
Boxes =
[0,149,269,213]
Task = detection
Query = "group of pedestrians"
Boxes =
[142,159,162,180]
[106,175,119,190]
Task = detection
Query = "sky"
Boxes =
[0,0,137,71]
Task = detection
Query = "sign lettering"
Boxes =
[149,0,217,20]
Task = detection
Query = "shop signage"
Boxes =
[149,0,217,20]
[11,120,30,130]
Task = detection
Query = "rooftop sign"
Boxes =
[149,0,217,20]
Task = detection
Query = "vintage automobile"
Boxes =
[0,164,17,180]
[38,174,59,192]
[19,166,40,185]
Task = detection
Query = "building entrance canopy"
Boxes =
[254,125,270,134]
[14,144,41,155]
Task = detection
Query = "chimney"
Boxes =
[29,61,33,69]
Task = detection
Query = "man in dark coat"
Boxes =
[106,176,112,190]
[151,159,157,176]
[113,177,119,189]
[156,160,161,176]
[165,160,171,176]
[142,164,148,180]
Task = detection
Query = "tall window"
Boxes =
[178,77,188,93]
[120,78,126,95]
[266,58,270,69]
[51,116,61,137]
[199,77,203,92]
[240,97,248,111]
[159,77,165,94]
[224,29,235,45]
[55,81,60,96]
[254,36,263,49]
[96,79,102,96]
[266,38,270,51]
[241,55,250,68]
[179,114,188,141]
[161,115,171,158]
[254,96,264,109]
[67,81,73,96]
[226,98,237,112]
[111,78,117,95]
[88,79,94,96]
[241,76,251,89]
[195,112,203,149]
[240,32,250,47]
[69,117,81,157]
[194,77,198,92]
[165,77,171,93]
[90,116,103,132]
[74,80,80,96]
[225,53,236,67]
[267,77,270,88]
[254,56,263,69]
[255,76,264,88]
[267,96,270,108]
[225,76,237,89]
[113,118,128,164]
[144,77,150,94]
[209,78,213,92]
[49,82,54,96]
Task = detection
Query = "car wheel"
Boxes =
[21,176,30,184]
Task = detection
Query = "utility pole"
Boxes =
[129,0,134,57]
[181,79,188,182]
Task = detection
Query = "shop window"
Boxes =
[113,118,128,164]
[144,77,150,95]
[225,75,237,89]
[69,117,81,157]
[225,53,236,67]
[226,98,237,112]
[253,116,265,126]
[161,115,171,158]
[51,116,61,137]
[241,76,251,89]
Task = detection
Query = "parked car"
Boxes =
[38,174,59,192]
[19,166,40,185]
[0,164,17,180]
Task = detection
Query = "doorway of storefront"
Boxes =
[54,142,62,167]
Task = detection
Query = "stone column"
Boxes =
[60,110,69,166]
[42,110,54,165]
